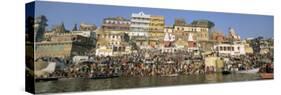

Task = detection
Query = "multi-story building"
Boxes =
[95,17,132,56]
[191,20,213,41]
[164,19,215,51]
[171,19,211,42]
[102,17,130,32]
[95,30,131,56]
[146,15,165,47]
[130,12,151,37]
[149,15,165,37]
[214,43,246,56]
[172,19,192,39]
[247,37,273,55]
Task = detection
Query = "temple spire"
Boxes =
[72,24,78,31]
[188,33,194,42]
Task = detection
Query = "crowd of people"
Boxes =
[37,49,273,79]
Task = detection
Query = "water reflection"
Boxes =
[35,73,262,93]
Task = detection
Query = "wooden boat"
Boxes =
[58,78,75,80]
[236,68,260,74]
[91,74,119,79]
[161,74,178,77]
[222,71,231,75]
[260,73,273,79]
[35,77,58,82]
[221,67,231,75]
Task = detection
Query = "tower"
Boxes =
[228,27,241,41]
[34,15,48,42]
[72,24,78,31]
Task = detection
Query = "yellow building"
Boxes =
[95,30,131,56]
[149,15,165,37]
[242,41,254,54]
[148,37,161,48]
[174,38,187,48]
[204,56,224,72]
[171,19,210,41]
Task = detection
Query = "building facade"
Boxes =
[95,30,131,56]
[36,24,97,58]
[149,15,165,37]
[130,12,151,37]
[102,17,130,32]
[79,23,97,31]
[210,31,225,42]
[214,43,246,56]
[191,20,213,41]
[170,19,211,42]
[34,41,73,59]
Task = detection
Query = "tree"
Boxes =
[191,19,215,28]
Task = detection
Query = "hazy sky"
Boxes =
[30,1,273,39]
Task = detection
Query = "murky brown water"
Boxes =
[35,73,264,93]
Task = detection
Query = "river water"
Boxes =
[35,73,264,93]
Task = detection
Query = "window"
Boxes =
[227,47,231,51]
[113,46,117,51]
[220,47,223,51]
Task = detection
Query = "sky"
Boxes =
[29,1,273,39]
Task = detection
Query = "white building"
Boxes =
[95,45,132,56]
[214,43,245,56]
[71,30,94,37]
[130,12,151,37]
[72,56,89,64]
[95,46,114,56]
